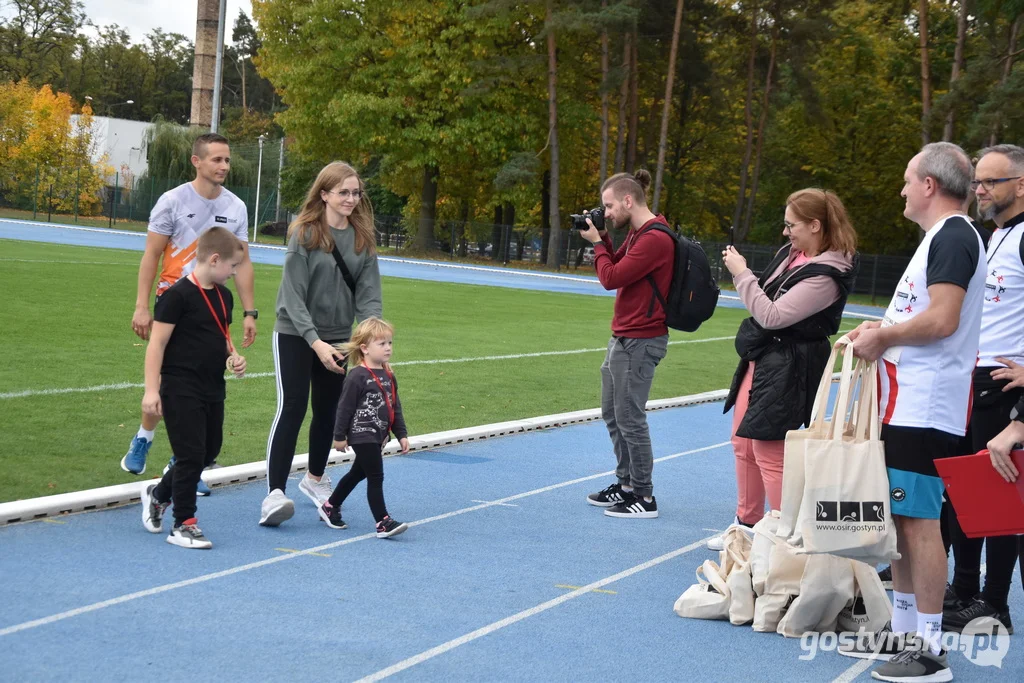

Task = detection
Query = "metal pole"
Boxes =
[32,166,39,220]
[210,0,228,132]
[112,172,119,226]
[74,166,80,223]
[253,135,265,242]
[275,137,284,223]
[870,254,880,305]
[47,184,53,221]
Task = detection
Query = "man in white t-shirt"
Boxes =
[943,144,1024,635]
[837,143,985,683]
[120,134,257,485]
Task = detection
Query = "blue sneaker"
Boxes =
[163,457,213,496]
[120,436,151,475]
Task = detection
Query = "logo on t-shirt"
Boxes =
[186,213,196,219]
[986,269,1007,303]
[890,487,906,503]
[893,276,918,314]
[215,216,228,223]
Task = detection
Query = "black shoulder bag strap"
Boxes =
[640,223,674,316]
[330,243,358,295]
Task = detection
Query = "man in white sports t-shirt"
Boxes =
[120,133,257,484]
[837,142,985,683]
[943,144,1024,635]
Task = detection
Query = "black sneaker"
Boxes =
[943,596,1013,635]
[318,502,347,529]
[587,483,629,508]
[942,583,965,614]
[376,515,408,538]
[869,647,951,682]
[604,494,658,518]
[877,566,893,590]
[838,621,914,661]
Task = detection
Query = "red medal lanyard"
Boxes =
[363,360,396,429]
[188,274,235,354]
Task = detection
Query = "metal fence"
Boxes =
[702,241,909,304]
[0,167,283,234]
[1,169,909,303]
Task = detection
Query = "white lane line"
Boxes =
[0,323,861,400]
[2,218,888,317]
[0,258,135,266]
[832,659,873,682]
[354,535,715,682]
[0,441,730,637]
[470,500,518,508]
[0,337,738,400]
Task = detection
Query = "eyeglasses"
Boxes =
[783,220,802,230]
[971,177,1022,191]
[325,189,363,200]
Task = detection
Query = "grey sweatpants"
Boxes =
[599,334,668,497]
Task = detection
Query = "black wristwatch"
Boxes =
[244,309,259,320]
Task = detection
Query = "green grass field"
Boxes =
[0,237,862,503]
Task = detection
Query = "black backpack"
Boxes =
[641,223,720,332]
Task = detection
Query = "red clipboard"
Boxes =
[935,450,1024,538]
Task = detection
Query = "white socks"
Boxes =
[892,591,917,634]
[892,592,942,654]
[137,427,155,442]
[918,612,943,655]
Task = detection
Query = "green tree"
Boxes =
[0,0,84,85]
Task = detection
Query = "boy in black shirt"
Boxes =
[140,227,247,549]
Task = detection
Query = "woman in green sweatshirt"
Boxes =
[259,161,383,527]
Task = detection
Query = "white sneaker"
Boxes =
[166,521,213,549]
[259,489,295,527]
[706,517,741,551]
[298,473,333,507]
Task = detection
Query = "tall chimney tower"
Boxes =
[190,0,219,127]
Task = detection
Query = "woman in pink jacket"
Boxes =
[708,189,859,550]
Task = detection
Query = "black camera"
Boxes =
[570,207,605,231]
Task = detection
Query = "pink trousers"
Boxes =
[731,362,785,525]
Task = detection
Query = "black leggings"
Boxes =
[949,388,1024,609]
[265,332,345,493]
[329,442,387,522]
[154,393,223,526]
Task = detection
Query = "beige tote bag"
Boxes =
[778,338,853,542]
[791,350,899,564]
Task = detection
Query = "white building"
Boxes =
[69,115,154,184]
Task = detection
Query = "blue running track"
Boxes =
[3,218,1016,681]
[0,219,887,318]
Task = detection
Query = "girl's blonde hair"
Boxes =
[342,317,395,368]
[288,161,377,254]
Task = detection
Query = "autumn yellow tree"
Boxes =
[0,82,111,215]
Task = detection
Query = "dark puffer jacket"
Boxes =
[724,245,859,441]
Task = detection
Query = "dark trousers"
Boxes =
[266,332,345,492]
[328,442,387,522]
[948,386,1024,609]
[153,392,223,526]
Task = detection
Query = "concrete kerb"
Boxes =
[0,389,730,526]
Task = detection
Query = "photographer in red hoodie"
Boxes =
[579,170,675,518]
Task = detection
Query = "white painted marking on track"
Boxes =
[0,258,134,266]
[0,327,859,400]
[3,218,888,318]
[0,441,730,637]
[470,500,519,508]
[0,337,738,400]
[832,658,874,683]
[353,535,716,682]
